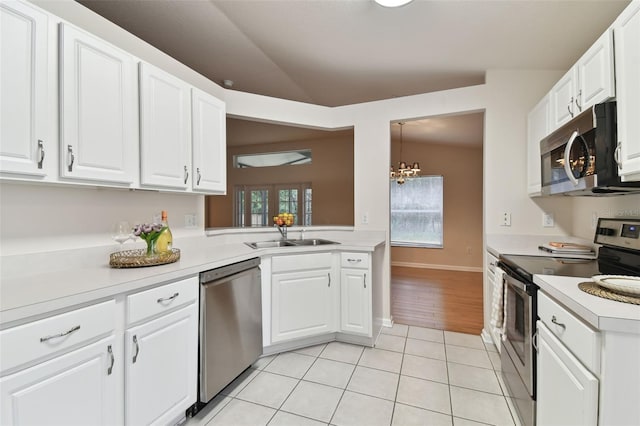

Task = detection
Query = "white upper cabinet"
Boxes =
[614,0,640,182]
[139,62,192,190]
[59,23,137,185]
[0,1,50,177]
[527,94,551,196]
[550,29,614,130]
[191,88,227,194]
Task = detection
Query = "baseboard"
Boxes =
[382,317,394,328]
[391,261,483,273]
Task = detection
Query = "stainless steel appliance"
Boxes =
[189,257,262,415]
[540,101,640,196]
[497,218,640,426]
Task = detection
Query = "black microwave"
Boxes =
[540,101,640,196]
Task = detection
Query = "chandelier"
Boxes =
[390,122,420,184]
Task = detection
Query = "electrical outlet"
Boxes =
[184,213,197,228]
[362,212,369,224]
[543,212,555,227]
[501,212,511,227]
[466,246,472,255]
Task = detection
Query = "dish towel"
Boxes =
[490,266,507,341]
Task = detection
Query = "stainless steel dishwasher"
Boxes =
[197,257,262,406]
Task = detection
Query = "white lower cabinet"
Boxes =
[0,300,118,426]
[271,253,337,343]
[536,321,598,426]
[124,276,198,426]
[125,304,197,426]
[0,336,117,426]
[0,277,198,426]
[340,252,371,336]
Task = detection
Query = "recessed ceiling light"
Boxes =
[374,0,413,7]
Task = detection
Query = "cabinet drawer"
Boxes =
[127,277,197,325]
[341,252,369,269]
[272,252,333,273]
[538,291,600,374]
[0,300,115,373]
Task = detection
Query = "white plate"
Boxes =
[592,275,640,296]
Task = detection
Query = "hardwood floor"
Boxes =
[391,266,484,335]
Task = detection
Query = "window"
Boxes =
[390,176,443,247]
[233,149,312,168]
[235,183,312,227]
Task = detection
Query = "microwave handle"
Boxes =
[563,130,580,186]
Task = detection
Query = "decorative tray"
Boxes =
[592,275,640,296]
[109,248,180,268]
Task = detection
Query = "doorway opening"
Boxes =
[389,112,484,334]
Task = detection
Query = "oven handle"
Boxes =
[532,329,539,353]
[563,130,580,186]
[504,274,527,293]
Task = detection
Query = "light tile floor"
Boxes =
[188,324,519,426]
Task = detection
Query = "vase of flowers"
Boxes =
[133,222,166,256]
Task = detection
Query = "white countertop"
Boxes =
[486,234,596,258]
[0,231,385,327]
[534,275,640,334]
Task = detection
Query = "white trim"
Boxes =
[382,317,394,328]
[391,261,483,273]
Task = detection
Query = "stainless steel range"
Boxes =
[497,218,640,426]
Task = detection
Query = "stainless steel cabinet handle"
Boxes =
[37,140,45,169]
[183,165,189,184]
[132,335,139,363]
[575,90,582,111]
[328,273,331,287]
[40,325,80,342]
[197,168,202,185]
[532,330,539,353]
[364,273,367,288]
[551,315,566,330]
[107,344,114,375]
[157,292,179,303]
[347,258,362,263]
[567,97,574,118]
[67,145,75,172]
[614,142,622,170]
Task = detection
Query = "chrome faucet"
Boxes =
[275,224,287,240]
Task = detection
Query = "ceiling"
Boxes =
[77,0,628,145]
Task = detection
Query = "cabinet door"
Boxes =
[0,1,49,177]
[576,29,615,111]
[0,336,118,426]
[614,0,640,182]
[272,268,335,342]
[527,94,550,196]
[550,68,576,129]
[59,23,137,184]
[140,62,191,189]
[191,88,226,194]
[125,303,197,426]
[340,268,371,336]
[536,321,598,426]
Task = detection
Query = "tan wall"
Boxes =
[390,140,483,269]
[206,135,354,227]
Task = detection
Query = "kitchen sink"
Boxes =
[245,238,339,249]
[245,240,297,249]
[290,238,339,246]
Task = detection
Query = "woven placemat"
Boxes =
[578,281,640,305]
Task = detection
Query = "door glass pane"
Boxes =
[304,188,312,226]
[278,188,298,225]
[235,189,245,227]
[250,189,269,226]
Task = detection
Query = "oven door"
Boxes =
[502,273,534,396]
